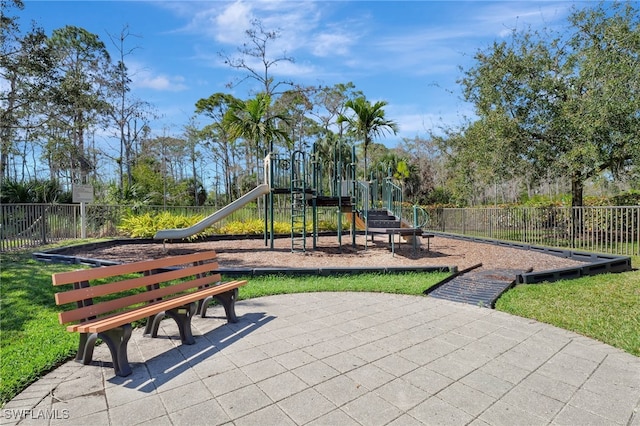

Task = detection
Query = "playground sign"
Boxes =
[72,184,94,203]
[72,184,93,238]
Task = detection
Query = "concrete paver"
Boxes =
[2,292,639,425]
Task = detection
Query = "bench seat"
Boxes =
[52,251,247,377]
[67,279,246,334]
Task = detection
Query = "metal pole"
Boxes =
[80,202,87,239]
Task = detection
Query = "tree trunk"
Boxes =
[571,176,583,208]
[570,174,584,247]
[0,75,18,186]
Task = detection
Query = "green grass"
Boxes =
[231,272,447,298]
[1,241,639,406]
[0,243,447,405]
[495,270,640,357]
[1,249,80,405]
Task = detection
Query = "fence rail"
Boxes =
[2,203,639,256]
[425,206,640,256]
[0,203,343,252]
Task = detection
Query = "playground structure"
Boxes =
[154,145,428,253]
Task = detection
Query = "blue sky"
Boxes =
[20,0,583,147]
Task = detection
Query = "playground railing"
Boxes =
[411,205,430,228]
[353,181,370,217]
[382,179,403,219]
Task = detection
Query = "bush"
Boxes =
[118,212,205,239]
[0,179,71,204]
[117,212,348,239]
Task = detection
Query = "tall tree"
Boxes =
[274,89,314,153]
[312,83,362,138]
[226,93,290,153]
[225,93,290,186]
[338,96,398,179]
[195,92,242,202]
[396,137,441,204]
[220,18,294,97]
[459,1,640,207]
[0,1,53,184]
[311,82,363,169]
[183,118,206,206]
[45,25,114,185]
[105,25,154,196]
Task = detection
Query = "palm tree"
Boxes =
[224,93,290,183]
[337,97,398,180]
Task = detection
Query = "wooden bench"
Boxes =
[52,251,247,377]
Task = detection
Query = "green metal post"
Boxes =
[312,143,318,250]
[351,145,357,248]
[269,154,275,249]
[264,153,268,247]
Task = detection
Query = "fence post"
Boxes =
[637,207,640,256]
[462,209,466,235]
[40,204,47,245]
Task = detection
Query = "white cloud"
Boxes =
[138,75,187,92]
[215,1,254,44]
[311,30,354,57]
[130,64,188,92]
[471,2,573,37]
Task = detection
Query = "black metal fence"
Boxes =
[2,203,639,256]
[425,206,640,256]
[0,203,341,252]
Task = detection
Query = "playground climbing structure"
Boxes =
[155,142,427,253]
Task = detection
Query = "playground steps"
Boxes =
[312,196,353,212]
[365,210,422,244]
[366,209,401,229]
[425,266,532,308]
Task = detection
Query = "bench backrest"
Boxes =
[53,251,222,325]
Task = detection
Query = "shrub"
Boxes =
[118,212,205,239]
[117,212,347,239]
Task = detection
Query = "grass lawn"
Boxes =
[495,270,640,357]
[1,242,638,406]
[1,249,80,405]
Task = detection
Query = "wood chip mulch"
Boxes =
[62,235,587,273]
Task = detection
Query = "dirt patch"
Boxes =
[61,234,586,272]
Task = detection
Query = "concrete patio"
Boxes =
[2,292,639,425]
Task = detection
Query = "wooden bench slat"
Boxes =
[52,250,249,377]
[54,261,221,305]
[58,273,225,324]
[69,280,247,333]
[52,251,219,285]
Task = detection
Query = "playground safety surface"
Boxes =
[56,234,587,273]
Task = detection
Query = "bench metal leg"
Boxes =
[147,302,198,345]
[200,288,240,323]
[76,332,99,365]
[99,325,133,377]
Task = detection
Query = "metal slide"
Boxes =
[153,184,270,240]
